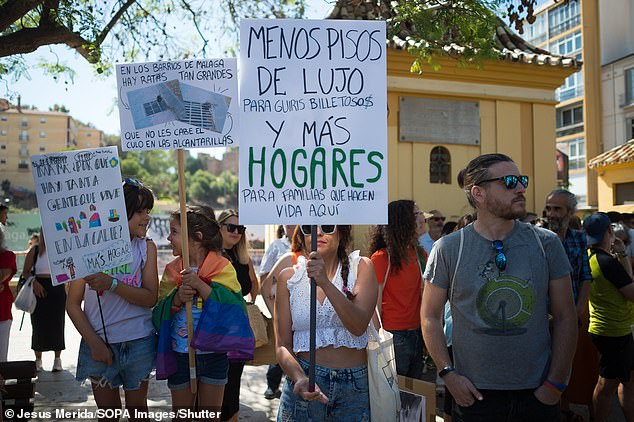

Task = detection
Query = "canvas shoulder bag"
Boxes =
[367,311,401,421]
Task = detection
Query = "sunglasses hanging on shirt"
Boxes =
[491,240,507,271]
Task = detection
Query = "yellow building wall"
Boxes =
[596,164,634,213]
[0,111,70,190]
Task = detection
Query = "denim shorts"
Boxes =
[277,357,369,422]
[167,352,229,390]
[76,334,156,391]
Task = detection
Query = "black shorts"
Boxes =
[590,333,634,382]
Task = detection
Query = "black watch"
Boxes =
[438,366,455,378]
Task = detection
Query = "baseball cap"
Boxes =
[583,212,611,245]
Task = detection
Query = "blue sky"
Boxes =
[6,0,333,157]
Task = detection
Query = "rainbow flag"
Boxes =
[152,253,255,379]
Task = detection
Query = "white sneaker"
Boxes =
[52,358,62,372]
[35,359,43,372]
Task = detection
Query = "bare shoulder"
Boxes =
[278,267,295,286]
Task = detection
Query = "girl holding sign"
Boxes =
[67,179,158,418]
[275,225,378,421]
[153,205,253,419]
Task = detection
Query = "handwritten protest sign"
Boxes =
[116,59,238,151]
[31,147,132,285]
[238,19,387,224]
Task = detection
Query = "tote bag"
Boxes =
[367,322,400,421]
[14,275,37,314]
[246,303,269,348]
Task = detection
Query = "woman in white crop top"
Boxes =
[275,224,378,421]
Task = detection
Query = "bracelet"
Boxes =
[109,277,119,292]
[543,379,566,394]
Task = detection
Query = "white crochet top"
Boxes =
[288,250,368,353]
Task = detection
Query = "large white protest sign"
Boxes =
[238,19,387,224]
[31,147,132,285]
[117,59,238,151]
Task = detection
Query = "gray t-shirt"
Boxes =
[424,221,571,390]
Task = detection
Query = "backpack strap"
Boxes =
[449,229,464,303]
[529,224,546,259]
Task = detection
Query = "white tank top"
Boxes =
[288,250,368,353]
[83,237,154,343]
[33,249,50,274]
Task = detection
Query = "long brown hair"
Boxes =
[171,205,222,254]
[369,200,417,272]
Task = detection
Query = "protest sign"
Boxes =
[238,19,387,224]
[116,59,239,151]
[31,147,132,285]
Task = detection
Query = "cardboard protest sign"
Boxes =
[31,147,132,285]
[116,59,238,151]
[238,19,387,224]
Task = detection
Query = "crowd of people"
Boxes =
[0,153,633,421]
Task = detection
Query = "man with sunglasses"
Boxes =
[419,209,446,255]
[421,153,577,422]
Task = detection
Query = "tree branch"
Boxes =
[0,0,45,32]
[0,26,92,60]
[95,0,137,47]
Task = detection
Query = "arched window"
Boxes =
[430,146,451,184]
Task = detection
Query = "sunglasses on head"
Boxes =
[479,175,529,190]
[300,225,337,235]
[492,240,507,271]
[223,223,246,234]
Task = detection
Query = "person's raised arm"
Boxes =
[534,274,577,405]
[261,253,293,316]
[320,256,377,336]
[422,281,482,407]
[83,239,159,307]
[274,268,327,404]
[66,279,112,365]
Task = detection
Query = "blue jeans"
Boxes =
[389,329,424,380]
[76,334,156,390]
[453,389,559,422]
[277,357,370,421]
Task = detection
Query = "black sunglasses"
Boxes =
[479,175,529,190]
[223,223,246,234]
[492,240,507,271]
[430,216,446,222]
[300,225,337,235]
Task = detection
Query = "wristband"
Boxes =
[109,277,119,292]
[543,379,566,394]
[438,366,455,378]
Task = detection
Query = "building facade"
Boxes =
[0,107,105,191]
[524,0,590,207]
[327,0,578,252]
